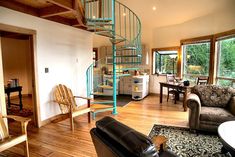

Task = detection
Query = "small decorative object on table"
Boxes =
[183,80,190,86]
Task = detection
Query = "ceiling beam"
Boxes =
[46,0,73,11]
[45,16,72,26]
[72,0,85,26]
[40,5,72,18]
[0,0,39,16]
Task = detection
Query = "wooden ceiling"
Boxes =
[0,0,87,30]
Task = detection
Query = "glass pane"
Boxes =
[183,75,197,85]
[155,51,177,74]
[217,37,235,79]
[183,42,210,76]
[217,79,233,87]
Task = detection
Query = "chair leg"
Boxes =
[24,140,29,157]
[167,92,169,102]
[88,112,91,123]
[174,94,177,104]
[70,113,74,132]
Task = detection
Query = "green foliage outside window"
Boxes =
[216,37,235,87]
[184,43,210,76]
[155,52,177,74]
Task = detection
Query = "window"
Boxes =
[216,36,235,87]
[153,49,178,75]
[182,42,210,83]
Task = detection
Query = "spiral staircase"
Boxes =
[85,0,142,119]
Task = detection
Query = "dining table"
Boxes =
[159,82,192,111]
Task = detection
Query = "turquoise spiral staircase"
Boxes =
[85,0,142,118]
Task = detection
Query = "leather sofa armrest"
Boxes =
[228,96,235,115]
[186,93,201,130]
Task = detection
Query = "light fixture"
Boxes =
[152,6,156,11]
[123,13,126,16]
[92,15,96,19]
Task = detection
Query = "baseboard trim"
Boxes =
[40,113,69,127]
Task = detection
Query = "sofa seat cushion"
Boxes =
[200,107,235,123]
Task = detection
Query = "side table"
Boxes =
[151,135,168,152]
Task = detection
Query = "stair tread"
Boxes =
[98,85,113,89]
[87,18,112,22]
[116,54,142,57]
[116,62,142,64]
[110,38,126,44]
[86,0,99,3]
[117,67,140,70]
[91,100,114,104]
[96,31,114,38]
[116,47,137,51]
[91,92,114,96]
[87,21,113,26]
[87,26,112,32]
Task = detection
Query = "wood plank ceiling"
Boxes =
[0,0,87,30]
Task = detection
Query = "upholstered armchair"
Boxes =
[186,85,235,132]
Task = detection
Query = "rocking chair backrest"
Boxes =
[0,114,9,139]
[54,84,77,114]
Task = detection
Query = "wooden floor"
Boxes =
[1,94,188,157]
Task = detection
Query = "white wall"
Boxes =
[0,7,93,121]
[150,8,235,94]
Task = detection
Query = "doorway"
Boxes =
[0,24,39,127]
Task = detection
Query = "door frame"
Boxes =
[0,23,41,127]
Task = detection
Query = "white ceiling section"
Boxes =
[93,0,235,47]
[118,0,235,28]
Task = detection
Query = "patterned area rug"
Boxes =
[149,125,232,157]
[7,106,33,117]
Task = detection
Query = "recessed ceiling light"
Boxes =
[152,6,156,11]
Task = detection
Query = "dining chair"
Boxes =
[197,76,209,85]
[166,74,178,104]
[54,84,92,132]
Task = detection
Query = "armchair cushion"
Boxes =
[200,107,235,123]
[191,85,235,107]
[228,96,235,115]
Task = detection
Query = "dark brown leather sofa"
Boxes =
[90,116,178,157]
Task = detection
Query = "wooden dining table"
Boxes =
[159,82,192,111]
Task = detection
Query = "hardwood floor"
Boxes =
[1,94,188,157]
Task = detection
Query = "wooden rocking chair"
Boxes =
[54,84,91,132]
[0,114,30,157]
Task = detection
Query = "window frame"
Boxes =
[180,35,214,83]
[182,41,211,81]
[215,32,235,86]
[152,46,180,76]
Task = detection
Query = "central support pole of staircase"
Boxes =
[112,0,117,115]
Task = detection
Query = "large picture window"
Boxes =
[182,41,210,82]
[216,36,235,87]
[153,48,178,75]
